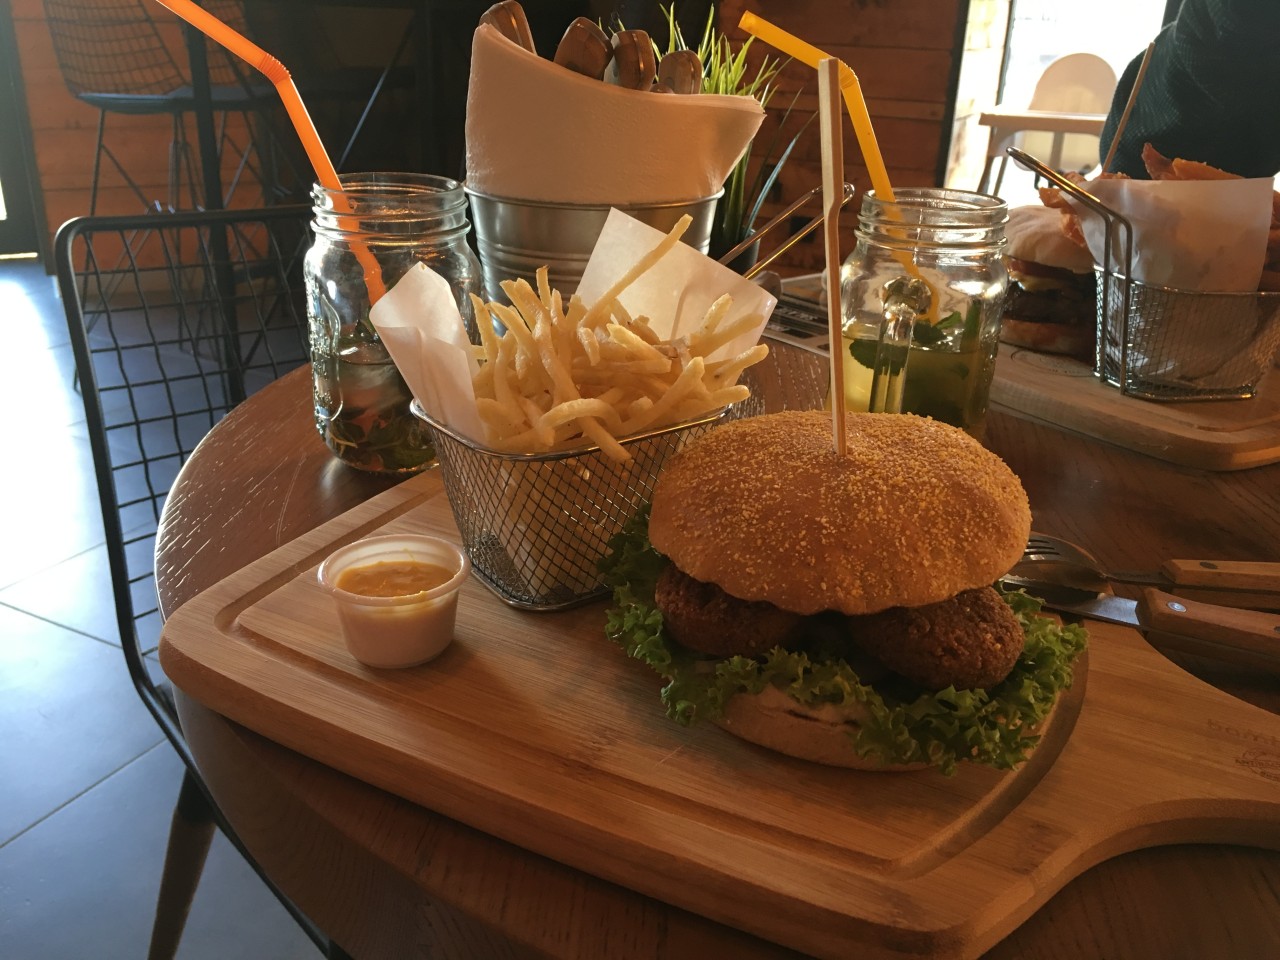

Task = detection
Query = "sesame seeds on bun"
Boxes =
[647,411,1032,616]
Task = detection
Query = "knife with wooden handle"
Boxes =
[480,0,536,53]
[554,17,612,79]
[606,30,657,89]
[1031,587,1280,675]
[1151,559,1280,591]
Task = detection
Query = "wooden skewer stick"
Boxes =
[818,58,847,457]
[1101,41,1155,174]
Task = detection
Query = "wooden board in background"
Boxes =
[159,472,1280,960]
[990,344,1280,471]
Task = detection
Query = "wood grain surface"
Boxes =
[160,471,1280,959]
[990,344,1280,470]
[156,348,1280,960]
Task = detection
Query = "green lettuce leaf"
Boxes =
[600,507,1088,776]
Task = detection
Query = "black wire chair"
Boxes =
[54,206,352,960]
[42,0,287,212]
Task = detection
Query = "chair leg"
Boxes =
[147,768,216,960]
[977,153,996,194]
[90,110,106,216]
[992,155,1009,195]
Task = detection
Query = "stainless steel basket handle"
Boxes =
[1005,147,1137,388]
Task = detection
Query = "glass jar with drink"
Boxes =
[838,188,1009,439]
[306,172,480,474]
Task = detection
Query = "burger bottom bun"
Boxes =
[999,315,1095,359]
[713,686,928,772]
[715,682,1064,771]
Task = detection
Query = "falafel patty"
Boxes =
[848,587,1024,691]
[654,565,803,658]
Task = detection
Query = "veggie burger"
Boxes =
[602,410,1086,774]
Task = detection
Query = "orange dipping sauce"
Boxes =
[335,560,455,598]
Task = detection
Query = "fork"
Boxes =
[1018,533,1280,595]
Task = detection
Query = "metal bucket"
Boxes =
[464,188,722,302]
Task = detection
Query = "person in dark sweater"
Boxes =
[1099,0,1280,179]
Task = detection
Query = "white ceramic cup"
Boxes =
[317,534,470,668]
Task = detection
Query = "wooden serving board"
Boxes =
[159,472,1280,960]
[991,343,1280,470]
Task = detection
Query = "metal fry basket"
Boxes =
[411,402,724,610]
[1007,147,1280,401]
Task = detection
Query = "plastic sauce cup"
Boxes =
[317,534,470,668]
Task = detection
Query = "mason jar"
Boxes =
[306,172,480,474]
[837,188,1008,439]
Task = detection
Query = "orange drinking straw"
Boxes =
[153,0,386,302]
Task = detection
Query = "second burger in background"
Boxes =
[1000,205,1098,360]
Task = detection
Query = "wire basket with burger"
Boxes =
[1004,146,1280,401]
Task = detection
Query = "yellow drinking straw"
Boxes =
[151,0,387,303]
[740,12,937,321]
[739,12,895,203]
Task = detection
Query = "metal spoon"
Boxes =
[480,1,535,53]
[657,49,702,94]
[554,17,612,79]
[605,30,656,90]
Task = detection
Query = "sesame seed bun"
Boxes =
[648,411,1032,616]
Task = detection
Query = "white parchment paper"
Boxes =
[368,210,775,443]
[1073,178,1273,292]
[576,208,775,362]
[1067,178,1279,390]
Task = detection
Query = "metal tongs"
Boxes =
[718,183,857,281]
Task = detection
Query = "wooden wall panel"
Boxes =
[720,0,965,275]
[12,0,266,260]
[14,0,969,277]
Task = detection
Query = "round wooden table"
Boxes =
[156,351,1280,960]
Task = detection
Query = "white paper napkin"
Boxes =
[464,24,764,205]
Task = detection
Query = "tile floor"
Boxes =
[0,259,320,959]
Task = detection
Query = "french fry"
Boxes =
[536,265,553,310]
[609,299,635,328]
[618,356,707,435]
[581,214,691,328]
[465,217,770,461]
[577,417,629,462]
[539,397,624,434]
[576,325,602,366]
[709,343,770,385]
[607,322,668,363]
[472,293,500,364]
[626,315,661,345]
[476,396,525,435]
[691,310,764,360]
